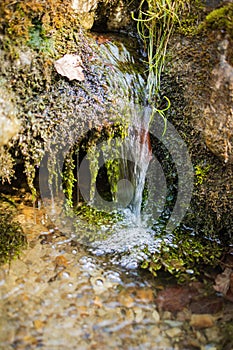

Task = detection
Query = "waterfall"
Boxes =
[117,106,152,221]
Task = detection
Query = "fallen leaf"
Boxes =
[54,54,85,81]
[213,267,232,295]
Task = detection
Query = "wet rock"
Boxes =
[190,296,223,314]
[152,310,160,323]
[190,314,215,329]
[165,327,182,338]
[106,0,130,31]
[156,286,196,312]
[203,39,233,163]
[0,87,20,147]
[118,291,134,308]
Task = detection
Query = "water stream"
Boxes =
[1,34,233,350]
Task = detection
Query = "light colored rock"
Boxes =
[165,327,182,338]
[152,309,160,323]
[78,12,95,29]
[71,0,98,13]
[0,87,20,147]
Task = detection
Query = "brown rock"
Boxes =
[203,39,233,163]
[156,286,197,312]
[190,314,215,329]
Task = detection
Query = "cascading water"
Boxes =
[75,38,165,267]
[40,36,174,268]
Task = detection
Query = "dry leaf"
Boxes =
[54,54,85,81]
[214,267,232,295]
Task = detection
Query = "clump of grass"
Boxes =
[0,211,27,264]
[133,0,187,99]
[133,0,189,131]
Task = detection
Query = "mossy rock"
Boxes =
[204,3,233,36]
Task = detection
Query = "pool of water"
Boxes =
[0,195,232,350]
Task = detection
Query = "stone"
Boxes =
[0,87,20,147]
[190,314,215,329]
[203,39,233,163]
[165,327,182,338]
[107,0,130,31]
[152,310,160,323]
[71,0,98,13]
[78,12,95,30]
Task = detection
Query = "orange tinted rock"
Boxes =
[190,314,215,329]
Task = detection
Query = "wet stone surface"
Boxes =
[0,201,232,350]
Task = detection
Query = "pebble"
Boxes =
[190,314,215,329]
[152,310,160,323]
[0,200,228,350]
[165,327,182,338]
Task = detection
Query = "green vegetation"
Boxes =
[178,0,204,36]
[75,204,122,227]
[0,0,79,43]
[141,228,223,282]
[132,0,192,133]
[0,210,27,264]
[194,163,211,185]
[203,3,233,36]
[133,0,186,97]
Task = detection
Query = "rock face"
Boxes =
[203,39,233,163]
[0,87,20,147]
[71,0,132,30]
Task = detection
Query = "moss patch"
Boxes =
[0,0,80,43]
[141,227,223,282]
[203,3,233,36]
[0,207,27,264]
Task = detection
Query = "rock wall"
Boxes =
[163,2,233,241]
[203,38,233,163]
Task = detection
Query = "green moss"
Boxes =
[203,4,233,36]
[62,156,76,208]
[28,24,54,53]
[141,228,223,282]
[75,204,122,229]
[194,163,211,185]
[0,0,80,43]
[0,209,27,264]
[178,0,204,36]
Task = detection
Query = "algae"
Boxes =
[141,227,223,282]
[203,3,233,36]
[0,204,27,264]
